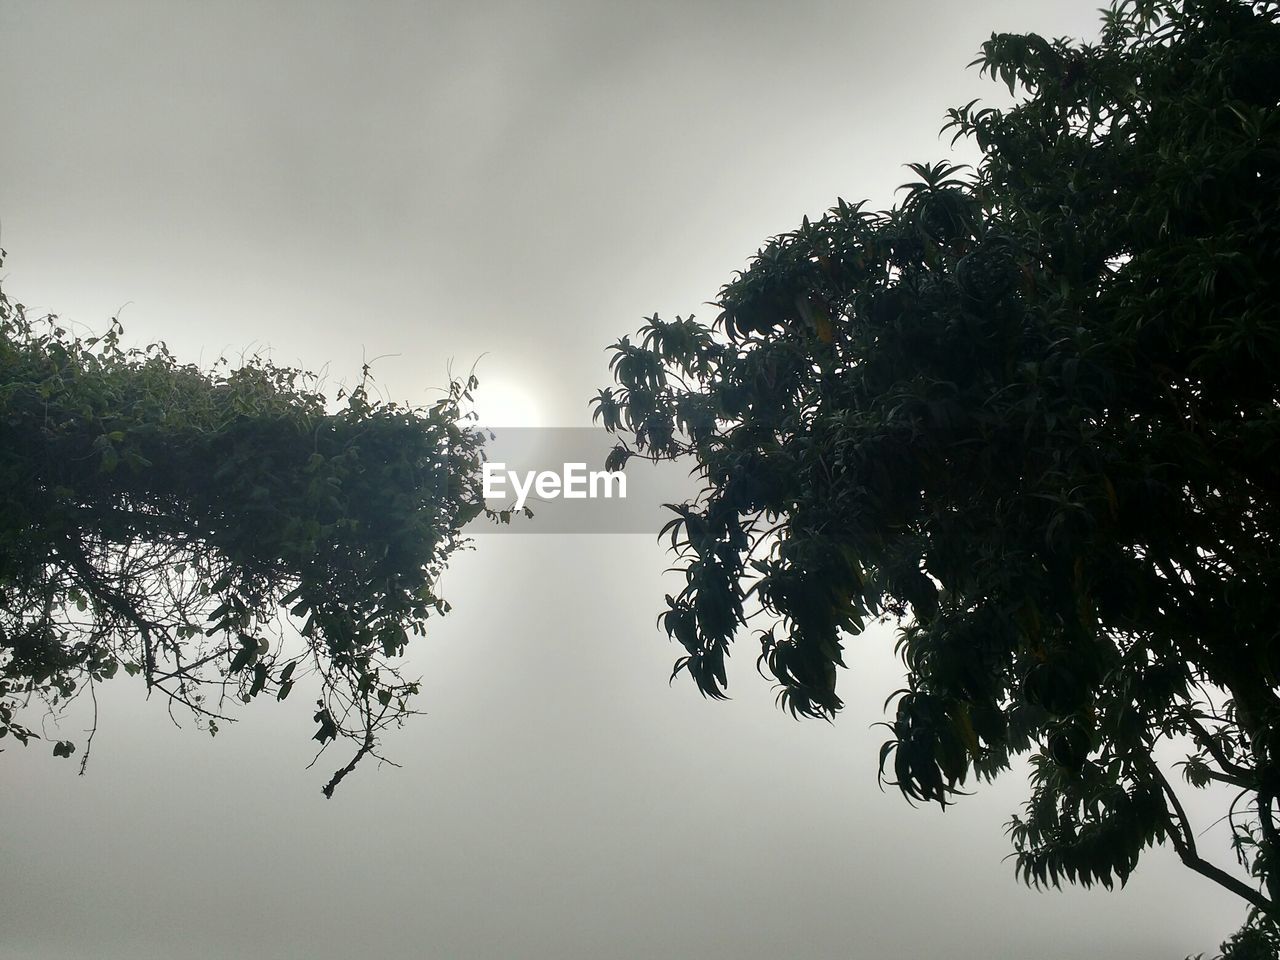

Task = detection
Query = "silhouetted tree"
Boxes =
[596,1,1280,951]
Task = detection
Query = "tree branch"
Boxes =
[1186,713,1255,783]
[1151,760,1276,918]
[321,731,375,799]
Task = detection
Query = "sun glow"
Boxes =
[468,375,544,429]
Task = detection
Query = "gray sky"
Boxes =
[0,2,1245,957]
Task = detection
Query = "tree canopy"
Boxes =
[0,251,493,796]
[596,0,1280,952]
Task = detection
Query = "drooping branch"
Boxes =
[1151,760,1276,918]
[320,730,376,800]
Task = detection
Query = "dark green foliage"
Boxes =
[0,252,492,795]
[597,0,1280,949]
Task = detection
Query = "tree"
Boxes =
[595,0,1280,951]
[0,250,495,796]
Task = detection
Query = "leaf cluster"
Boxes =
[0,255,492,794]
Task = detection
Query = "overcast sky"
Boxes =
[0,2,1246,957]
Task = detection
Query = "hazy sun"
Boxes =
[468,375,544,428]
